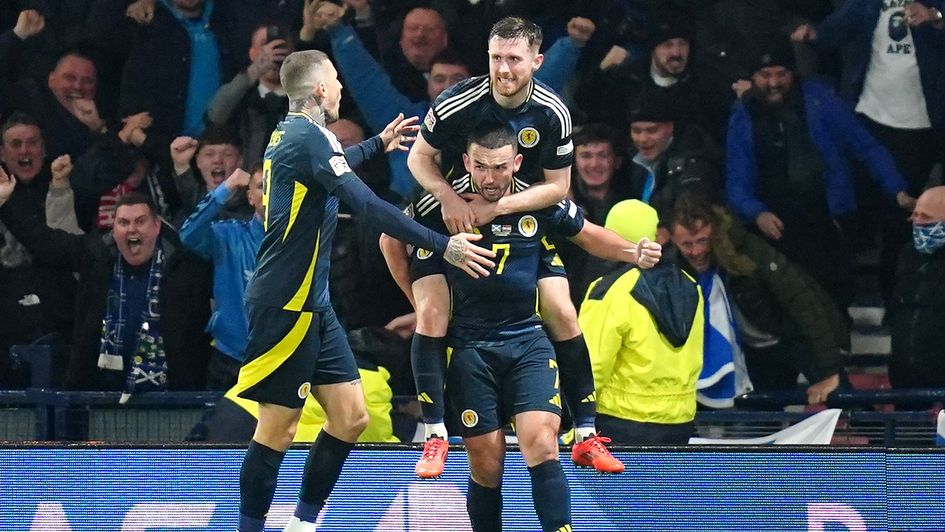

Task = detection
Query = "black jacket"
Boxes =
[628,124,722,225]
[119,1,237,138]
[889,245,945,389]
[0,186,212,391]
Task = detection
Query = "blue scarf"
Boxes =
[98,248,167,403]
[695,269,740,408]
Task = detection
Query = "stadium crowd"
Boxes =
[0,0,943,443]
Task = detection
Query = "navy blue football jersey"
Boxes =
[420,75,573,185]
[245,112,356,312]
[408,175,585,344]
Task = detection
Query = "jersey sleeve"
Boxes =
[305,125,357,192]
[535,86,574,171]
[548,198,585,238]
[404,190,448,233]
[420,77,485,151]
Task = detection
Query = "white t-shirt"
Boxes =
[855,0,931,129]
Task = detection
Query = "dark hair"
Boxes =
[466,122,517,152]
[573,123,624,153]
[1,112,43,139]
[115,192,158,217]
[430,47,470,71]
[489,17,543,50]
[53,48,98,74]
[197,125,243,153]
[667,191,718,233]
[250,161,265,175]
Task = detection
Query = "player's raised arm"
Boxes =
[571,221,662,269]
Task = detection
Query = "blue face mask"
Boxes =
[913,221,945,254]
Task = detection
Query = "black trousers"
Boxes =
[597,413,694,445]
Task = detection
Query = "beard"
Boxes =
[492,74,528,98]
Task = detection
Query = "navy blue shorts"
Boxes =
[445,330,561,437]
[237,304,359,409]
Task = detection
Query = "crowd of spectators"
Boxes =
[0,0,942,439]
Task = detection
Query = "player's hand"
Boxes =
[440,192,476,234]
[635,237,662,269]
[0,164,16,207]
[461,193,499,226]
[806,373,840,405]
[755,211,784,240]
[379,113,420,153]
[791,23,817,42]
[444,232,496,279]
[170,136,198,175]
[13,9,45,40]
[566,17,596,47]
[50,155,73,188]
[224,168,251,192]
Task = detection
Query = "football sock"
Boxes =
[528,460,571,532]
[238,440,285,531]
[467,478,502,532]
[295,430,354,522]
[412,333,448,425]
[554,335,597,430]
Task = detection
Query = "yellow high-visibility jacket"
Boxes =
[579,263,704,424]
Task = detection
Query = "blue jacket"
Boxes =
[813,0,945,128]
[726,80,908,221]
[179,185,264,361]
[328,24,583,199]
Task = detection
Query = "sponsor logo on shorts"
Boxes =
[298,382,311,399]
[518,215,538,238]
[461,409,479,428]
[416,248,433,260]
[518,127,540,148]
[424,109,437,132]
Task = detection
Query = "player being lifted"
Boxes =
[383,16,659,478]
[399,123,659,531]
[235,50,494,532]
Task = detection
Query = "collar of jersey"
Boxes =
[287,110,321,125]
[488,79,535,109]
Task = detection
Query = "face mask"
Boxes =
[912,220,945,254]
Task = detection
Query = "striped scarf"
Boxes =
[97,248,167,403]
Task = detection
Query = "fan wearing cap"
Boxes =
[575,10,732,144]
[726,38,915,310]
[579,199,703,445]
[627,93,722,244]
